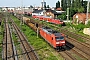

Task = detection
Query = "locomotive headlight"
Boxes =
[61,41,65,43]
[56,42,60,44]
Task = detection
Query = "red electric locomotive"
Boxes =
[40,27,66,50]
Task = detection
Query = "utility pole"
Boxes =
[67,8,69,23]
[22,0,24,25]
[20,0,24,26]
[85,0,89,25]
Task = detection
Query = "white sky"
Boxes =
[0,0,59,7]
[0,0,88,7]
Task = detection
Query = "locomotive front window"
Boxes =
[56,36,64,40]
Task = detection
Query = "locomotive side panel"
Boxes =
[40,28,56,48]
[40,28,58,48]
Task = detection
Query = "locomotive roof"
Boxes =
[42,27,61,36]
[54,33,62,36]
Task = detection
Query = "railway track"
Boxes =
[66,36,90,56]
[2,18,18,60]
[59,28,90,45]
[24,20,87,60]
[30,18,90,59]
[49,24,90,59]
[46,23,90,59]
[59,51,75,60]
[59,48,78,60]
[66,41,90,59]
[10,18,39,60]
[15,15,90,60]
[31,17,90,45]
[57,41,89,60]
[45,23,90,46]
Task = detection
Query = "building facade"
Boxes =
[73,13,90,24]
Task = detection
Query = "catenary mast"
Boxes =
[85,0,89,25]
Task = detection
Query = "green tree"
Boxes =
[61,0,67,10]
[74,23,86,31]
[67,0,71,7]
[30,5,33,8]
[81,0,84,6]
[60,0,89,20]
[57,12,67,20]
[47,5,50,8]
[83,1,87,12]
[73,0,81,8]
[77,6,84,12]
[73,0,85,12]
[69,7,77,20]
[56,1,60,9]
[44,5,46,9]
[89,2,90,12]
[86,21,90,27]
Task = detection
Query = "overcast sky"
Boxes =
[0,0,89,7]
[0,0,59,7]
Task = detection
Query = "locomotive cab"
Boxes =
[55,36,66,50]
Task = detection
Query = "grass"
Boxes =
[0,27,3,60]
[12,31,23,58]
[12,32,20,46]
[11,15,64,60]
[0,17,4,60]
